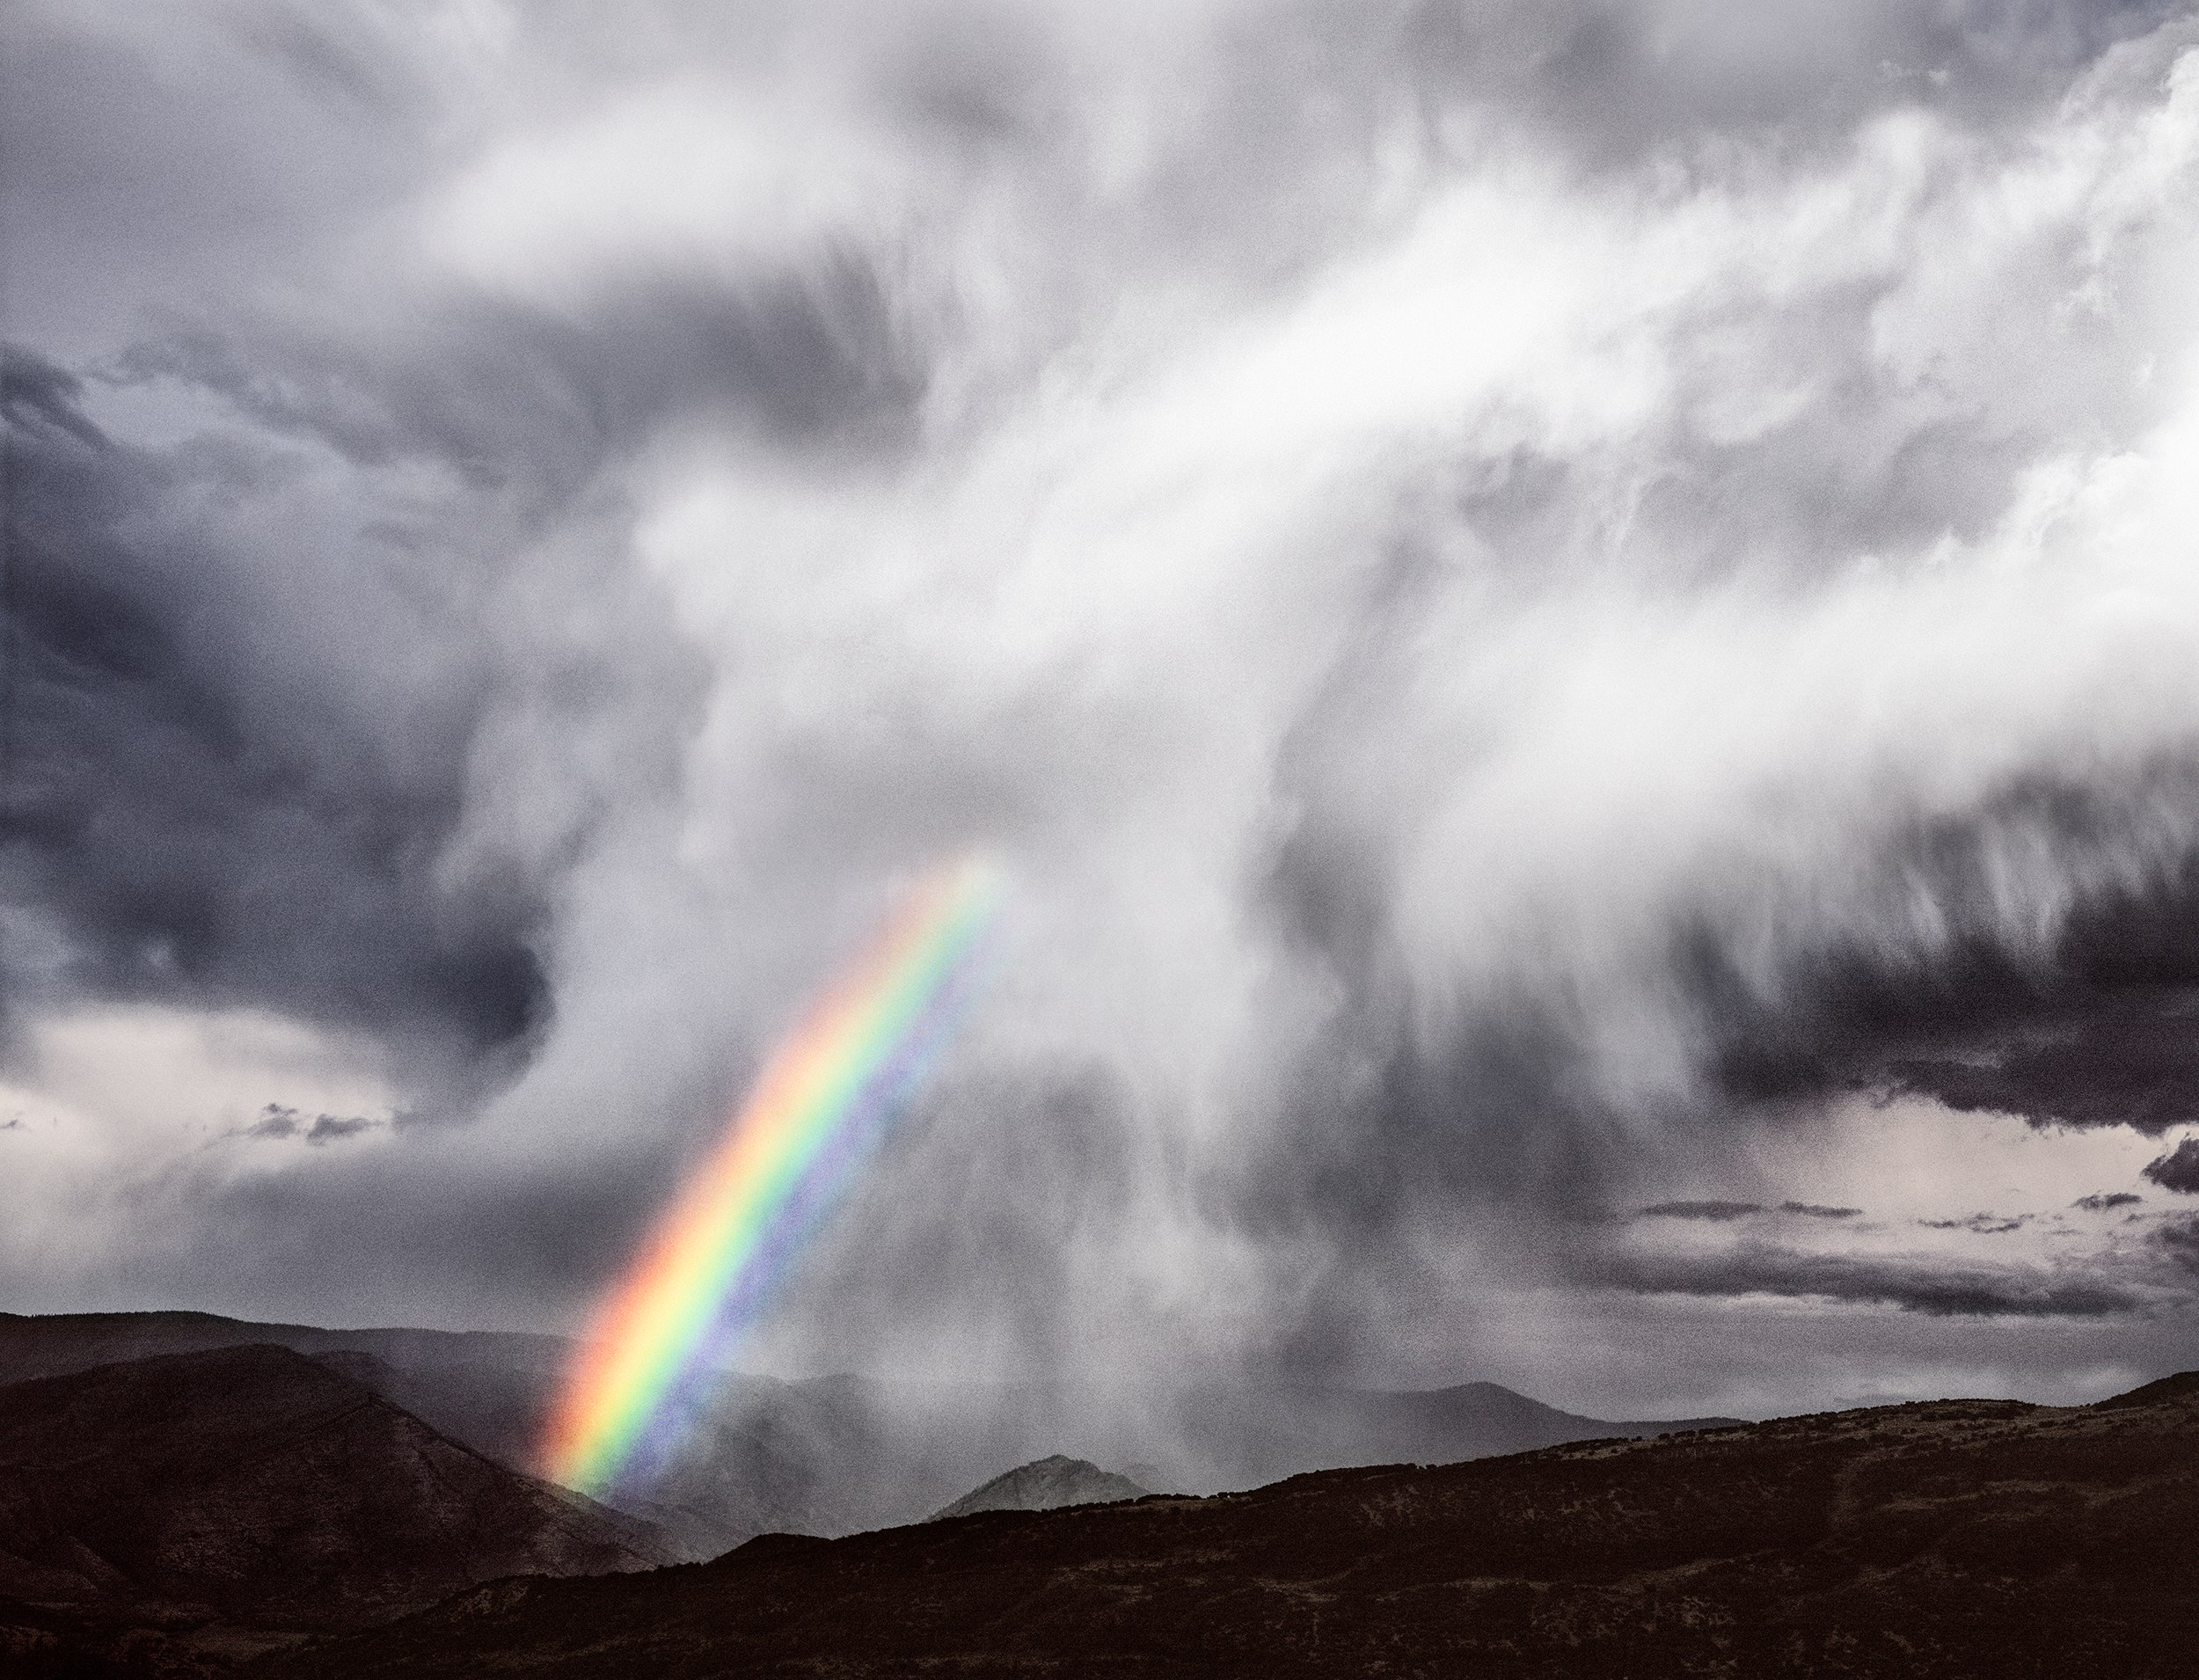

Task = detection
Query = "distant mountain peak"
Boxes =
[926,1455,1150,1523]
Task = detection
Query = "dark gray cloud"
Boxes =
[2153,1215,2199,1278]
[241,1104,379,1145]
[1,344,550,1062]
[1884,998,2199,1136]
[1640,1200,1764,1222]
[2075,1193,2144,1211]
[1597,1241,2145,1320]
[4,0,2199,1415]
[1704,782,2199,1136]
[2143,1139,2199,1195]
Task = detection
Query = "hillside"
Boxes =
[0,1345,674,1674]
[0,1312,572,1477]
[256,1372,2199,1679]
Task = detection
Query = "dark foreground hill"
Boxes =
[0,1312,1734,1549]
[0,1345,673,1676]
[257,1372,2199,1680]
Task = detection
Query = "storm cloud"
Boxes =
[2,348,552,1062]
[5,0,2199,1413]
[2144,1138,2199,1194]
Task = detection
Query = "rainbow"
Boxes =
[541,853,1005,1497]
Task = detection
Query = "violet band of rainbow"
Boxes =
[540,853,1005,1495]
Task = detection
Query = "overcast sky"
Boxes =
[5,0,2199,1419]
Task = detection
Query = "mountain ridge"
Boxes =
[0,1310,1742,1548]
[251,1370,2199,1678]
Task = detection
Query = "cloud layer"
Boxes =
[5,0,2199,1412]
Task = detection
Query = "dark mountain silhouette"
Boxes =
[258,1371,2199,1680]
[0,1311,570,1478]
[0,1312,1736,1554]
[925,1455,1147,1521]
[0,1345,673,1675]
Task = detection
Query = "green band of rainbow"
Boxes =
[541,853,1004,1494]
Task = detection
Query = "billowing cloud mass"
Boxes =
[5,0,2199,1416]
[2144,1137,2199,1192]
